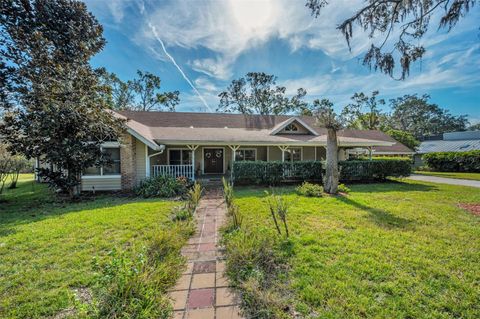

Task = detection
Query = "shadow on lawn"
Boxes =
[336,196,413,230]
[350,180,438,193]
[0,179,163,238]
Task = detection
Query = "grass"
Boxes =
[0,175,185,319]
[231,180,480,318]
[414,170,480,181]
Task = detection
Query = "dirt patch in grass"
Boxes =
[459,204,480,216]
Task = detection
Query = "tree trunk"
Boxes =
[324,128,339,194]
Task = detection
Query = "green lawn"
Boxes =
[414,171,480,181]
[0,175,180,318]
[233,180,480,318]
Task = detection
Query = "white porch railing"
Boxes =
[152,165,194,180]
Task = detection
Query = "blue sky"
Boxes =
[85,0,480,124]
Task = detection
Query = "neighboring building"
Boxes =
[414,131,480,166]
[347,133,414,157]
[38,111,410,191]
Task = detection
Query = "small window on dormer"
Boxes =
[285,123,298,132]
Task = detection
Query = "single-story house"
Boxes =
[38,111,411,191]
[414,131,480,166]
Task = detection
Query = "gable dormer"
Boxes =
[270,117,319,136]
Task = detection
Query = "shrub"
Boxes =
[339,159,412,182]
[185,182,202,212]
[135,175,188,198]
[296,182,323,197]
[222,228,292,319]
[232,161,322,185]
[171,206,192,221]
[337,183,350,194]
[422,151,480,172]
[171,182,202,221]
[264,191,293,238]
[93,223,193,319]
[222,177,234,207]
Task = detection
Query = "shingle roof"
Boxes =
[116,111,408,149]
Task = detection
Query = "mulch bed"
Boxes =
[459,204,480,216]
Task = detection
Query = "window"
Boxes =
[83,147,121,176]
[235,149,256,161]
[169,149,192,165]
[103,148,121,175]
[284,123,299,132]
[284,148,302,162]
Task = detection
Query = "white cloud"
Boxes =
[194,77,220,93]
[136,0,365,79]
[190,58,232,80]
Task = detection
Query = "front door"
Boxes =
[204,148,224,174]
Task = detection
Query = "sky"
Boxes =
[84,0,480,124]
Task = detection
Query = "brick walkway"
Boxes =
[169,189,244,319]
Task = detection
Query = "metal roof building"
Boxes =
[414,131,480,166]
[417,131,480,154]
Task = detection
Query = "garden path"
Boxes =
[169,188,244,319]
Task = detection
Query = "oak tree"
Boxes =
[307,0,477,79]
[313,99,343,194]
[218,72,307,115]
[341,91,386,130]
[0,0,123,197]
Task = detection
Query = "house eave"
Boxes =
[153,140,394,147]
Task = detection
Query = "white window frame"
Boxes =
[284,123,299,132]
[234,148,257,162]
[82,143,121,178]
[284,147,303,162]
[167,148,193,165]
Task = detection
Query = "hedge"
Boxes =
[232,161,322,185]
[232,159,411,185]
[422,151,480,172]
[339,159,412,182]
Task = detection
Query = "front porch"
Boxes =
[147,144,332,181]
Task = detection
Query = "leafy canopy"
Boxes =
[388,94,468,138]
[100,70,180,111]
[341,91,385,130]
[385,129,420,150]
[313,98,344,131]
[307,0,477,79]
[218,72,307,115]
[0,0,124,196]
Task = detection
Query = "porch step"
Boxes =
[198,177,224,188]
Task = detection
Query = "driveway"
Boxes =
[408,174,480,188]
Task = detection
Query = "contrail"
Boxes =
[146,22,213,112]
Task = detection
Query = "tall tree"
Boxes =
[313,99,343,194]
[341,91,385,130]
[389,94,468,138]
[131,70,179,111]
[218,72,307,115]
[0,0,123,197]
[307,0,477,79]
[385,129,420,150]
[469,123,480,131]
[98,69,135,110]
[99,70,179,111]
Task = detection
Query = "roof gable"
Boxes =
[270,117,319,136]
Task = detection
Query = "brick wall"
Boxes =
[120,134,137,190]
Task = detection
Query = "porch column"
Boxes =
[228,145,241,180]
[368,146,373,160]
[145,144,150,178]
[187,145,199,180]
[278,145,289,162]
[228,145,240,162]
